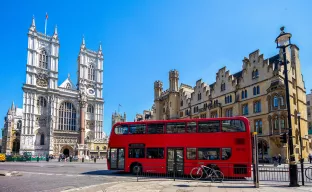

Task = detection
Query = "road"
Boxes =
[0,160,311,192]
[0,160,134,192]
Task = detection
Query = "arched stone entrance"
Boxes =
[258,139,269,161]
[63,149,69,156]
[12,139,20,154]
[60,145,74,157]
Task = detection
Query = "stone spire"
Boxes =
[80,35,86,50]
[29,15,36,32]
[53,25,58,39]
[98,41,102,55]
[11,101,15,110]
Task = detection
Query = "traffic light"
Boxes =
[280,132,287,143]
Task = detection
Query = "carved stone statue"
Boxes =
[78,88,87,108]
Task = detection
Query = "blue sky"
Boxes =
[0,0,311,137]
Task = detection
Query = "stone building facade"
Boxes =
[111,111,127,127]
[149,45,310,162]
[1,103,23,154]
[1,16,107,156]
[306,90,312,150]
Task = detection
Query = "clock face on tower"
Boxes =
[87,88,95,96]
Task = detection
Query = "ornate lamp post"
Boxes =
[275,26,299,187]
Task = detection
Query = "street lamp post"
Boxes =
[297,112,304,185]
[275,26,299,187]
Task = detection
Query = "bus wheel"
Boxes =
[131,164,142,175]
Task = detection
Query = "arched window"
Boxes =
[252,69,259,79]
[257,86,260,94]
[96,146,100,151]
[88,64,95,81]
[241,91,244,99]
[280,96,284,106]
[274,116,279,130]
[58,102,77,131]
[37,96,47,107]
[40,134,44,145]
[39,50,48,69]
[280,116,286,129]
[273,96,279,107]
[244,90,247,98]
[17,120,22,129]
[253,87,256,95]
[87,104,94,113]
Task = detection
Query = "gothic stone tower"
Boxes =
[20,16,59,155]
[168,70,180,119]
[77,37,104,142]
[154,80,163,120]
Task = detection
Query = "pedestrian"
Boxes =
[309,153,312,163]
[278,154,282,165]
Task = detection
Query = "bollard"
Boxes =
[82,157,84,163]
[94,158,96,163]
[37,156,39,162]
[70,156,72,162]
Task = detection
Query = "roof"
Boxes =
[268,54,280,64]
[59,75,77,90]
[233,71,243,79]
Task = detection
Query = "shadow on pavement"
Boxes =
[81,170,133,177]
[218,186,254,188]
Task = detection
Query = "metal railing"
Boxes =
[128,162,312,186]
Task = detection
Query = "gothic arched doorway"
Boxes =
[63,149,70,157]
[258,139,269,161]
[12,139,20,154]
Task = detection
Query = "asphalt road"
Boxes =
[0,160,311,192]
[0,160,134,192]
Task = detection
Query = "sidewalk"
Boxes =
[63,180,312,192]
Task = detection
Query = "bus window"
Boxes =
[166,123,186,133]
[198,148,220,160]
[128,143,145,158]
[147,124,164,134]
[129,124,146,134]
[222,120,246,132]
[186,122,196,133]
[115,125,129,134]
[198,121,219,133]
[222,148,232,160]
[186,148,196,160]
[146,148,164,159]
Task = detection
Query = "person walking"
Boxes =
[278,154,282,165]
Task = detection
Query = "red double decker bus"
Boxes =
[107,116,252,177]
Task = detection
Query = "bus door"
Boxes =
[167,148,184,175]
[110,148,125,170]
